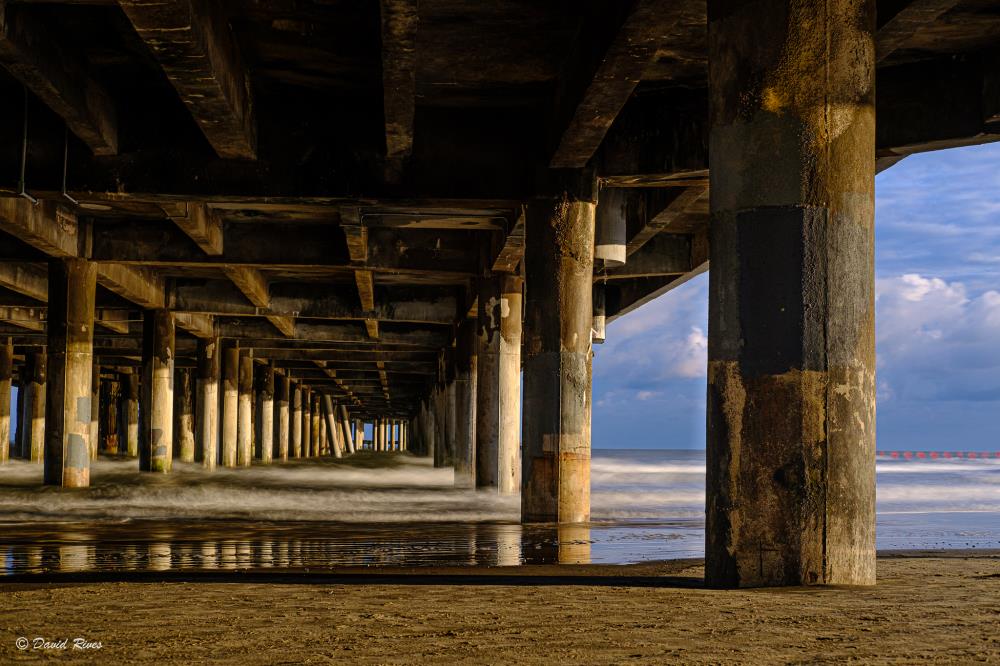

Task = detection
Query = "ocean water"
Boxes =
[0,449,997,574]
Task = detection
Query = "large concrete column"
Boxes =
[522,172,596,523]
[476,273,522,493]
[276,373,289,461]
[323,395,344,458]
[256,363,274,463]
[89,365,100,459]
[310,392,320,457]
[196,338,220,469]
[237,350,253,467]
[124,369,139,458]
[140,309,174,473]
[43,259,97,486]
[21,350,46,463]
[101,377,121,454]
[175,367,195,463]
[705,0,876,587]
[221,344,239,467]
[301,387,312,456]
[0,338,11,464]
[454,321,477,487]
[291,383,302,457]
[340,405,355,454]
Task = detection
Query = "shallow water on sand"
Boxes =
[0,449,997,574]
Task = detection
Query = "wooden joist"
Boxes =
[877,0,963,63]
[379,0,418,182]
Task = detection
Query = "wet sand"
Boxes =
[0,551,997,664]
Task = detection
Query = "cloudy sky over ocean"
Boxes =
[593,142,1000,451]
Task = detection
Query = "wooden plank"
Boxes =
[626,185,706,257]
[491,209,525,273]
[223,266,271,309]
[0,264,47,302]
[380,0,417,182]
[95,264,166,309]
[266,315,296,338]
[96,309,130,334]
[0,2,117,155]
[876,0,962,63]
[0,306,44,331]
[119,0,256,159]
[550,0,686,169]
[173,312,215,339]
[0,199,78,258]
[168,203,224,255]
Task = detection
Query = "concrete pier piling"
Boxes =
[291,383,303,458]
[140,309,175,473]
[22,350,46,463]
[101,376,121,455]
[237,350,254,467]
[43,259,97,486]
[310,392,320,457]
[89,366,100,459]
[221,344,239,467]
[257,364,274,462]
[175,367,196,463]
[476,273,522,493]
[454,321,477,487]
[705,0,876,587]
[196,338,220,469]
[124,369,139,458]
[340,405,355,454]
[0,338,11,464]
[276,373,290,461]
[521,172,597,524]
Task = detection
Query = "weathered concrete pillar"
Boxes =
[446,382,457,461]
[22,350,46,463]
[301,387,312,456]
[318,407,327,455]
[705,0,876,587]
[124,369,139,458]
[424,400,436,460]
[196,338,220,469]
[0,338,11,464]
[221,344,239,467]
[140,309,174,473]
[433,384,446,466]
[454,321,477,487]
[310,392,320,457]
[323,395,343,458]
[256,363,274,462]
[13,374,24,458]
[339,405,355,454]
[291,383,302,457]
[101,376,121,454]
[476,274,523,493]
[402,422,407,451]
[175,367,195,463]
[89,365,100,459]
[522,171,596,523]
[277,372,290,462]
[43,260,97,486]
[237,350,253,467]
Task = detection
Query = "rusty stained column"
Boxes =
[43,259,97,486]
[256,363,274,463]
[124,369,139,457]
[140,309,175,473]
[175,367,195,463]
[522,171,596,523]
[291,383,303,457]
[454,320,477,487]
[237,350,254,467]
[101,375,121,455]
[310,392,321,457]
[475,273,522,493]
[196,338,221,469]
[706,0,876,587]
[0,338,11,464]
[21,350,46,463]
[221,343,239,467]
[276,372,290,461]
[89,364,100,459]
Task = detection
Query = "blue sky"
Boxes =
[593,142,1000,451]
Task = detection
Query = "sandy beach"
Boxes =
[0,551,996,664]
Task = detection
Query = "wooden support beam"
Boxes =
[876,0,962,63]
[0,306,43,331]
[216,320,449,348]
[491,209,525,273]
[167,203,224,255]
[550,0,690,168]
[0,199,78,258]
[173,312,215,339]
[355,269,380,340]
[95,264,165,309]
[602,233,693,280]
[119,0,257,159]
[266,315,296,338]
[96,309,130,334]
[379,0,417,182]
[224,266,271,309]
[0,1,118,155]
[626,185,706,256]
[0,264,47,302]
